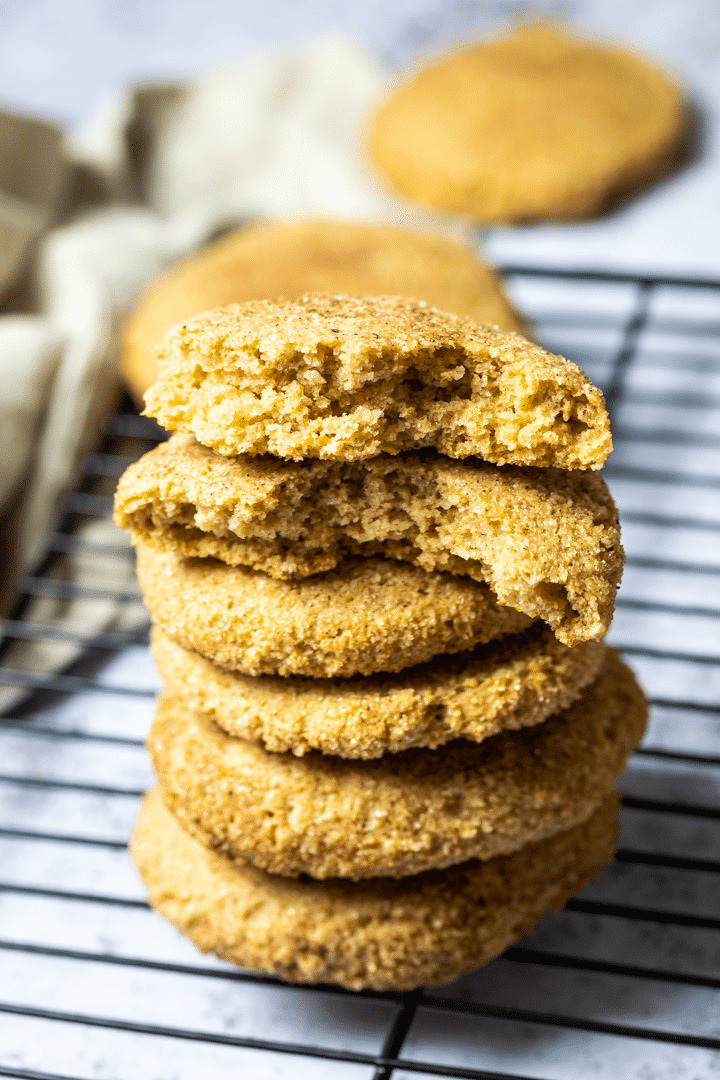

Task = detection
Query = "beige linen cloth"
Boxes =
[0,36,458,709]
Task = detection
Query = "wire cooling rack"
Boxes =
[0,265,719,1080]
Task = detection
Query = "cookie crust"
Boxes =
[135,545,532,678]
[117,434,622,645]
[132,788,619,991]
[144,294,611,469]
[369,24,687,223]
[151,624,604,758]
[148,650,646,879]
[122,218,528,405]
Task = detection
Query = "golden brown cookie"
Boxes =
[122,218,528,405]
[132,788,619,991]
[369,23,688,223]
[148,649,646,880]
[116,434,622,645]
[135,545,532,678]
[150,624,604,758]
[144,295,611,468]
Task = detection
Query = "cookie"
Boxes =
[116,434,622,645]
[132,788,619,991]
[135,545,532,678]
[144,295,611,469]
[122,218,528,405]
[150,623,604,758]
[148,649,646,879]
[368,23,687,223]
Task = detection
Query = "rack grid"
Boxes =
[0,264,718,1080]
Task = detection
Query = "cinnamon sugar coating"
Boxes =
[148,650,646,880]
[150,624,604,758]
[132,789,619,991]
[135,545,532,678]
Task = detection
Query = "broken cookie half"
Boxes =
[143,294,612,469]
[114,434,623,646]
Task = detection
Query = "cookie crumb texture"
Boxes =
[144,295,611,468]
[151,624,604,758]
[135,545,532,678]
[369,24,687,223]
[116,434,622,645]
[132,789,619,991]
[148,650,646,879]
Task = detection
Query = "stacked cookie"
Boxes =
[115,294,647,991]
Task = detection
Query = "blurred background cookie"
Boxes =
[122,218,527,405]
[369,23,688,223]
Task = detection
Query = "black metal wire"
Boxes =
[1,272,719,1079]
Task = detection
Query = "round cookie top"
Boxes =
[132,788,618,991]
[144,294,611,468]
[368,24,687,223]
[149,649,646,880]
[122,218,527,404]
[115,434,622,645]
[151,624,604,758]
[135,545,532,678]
